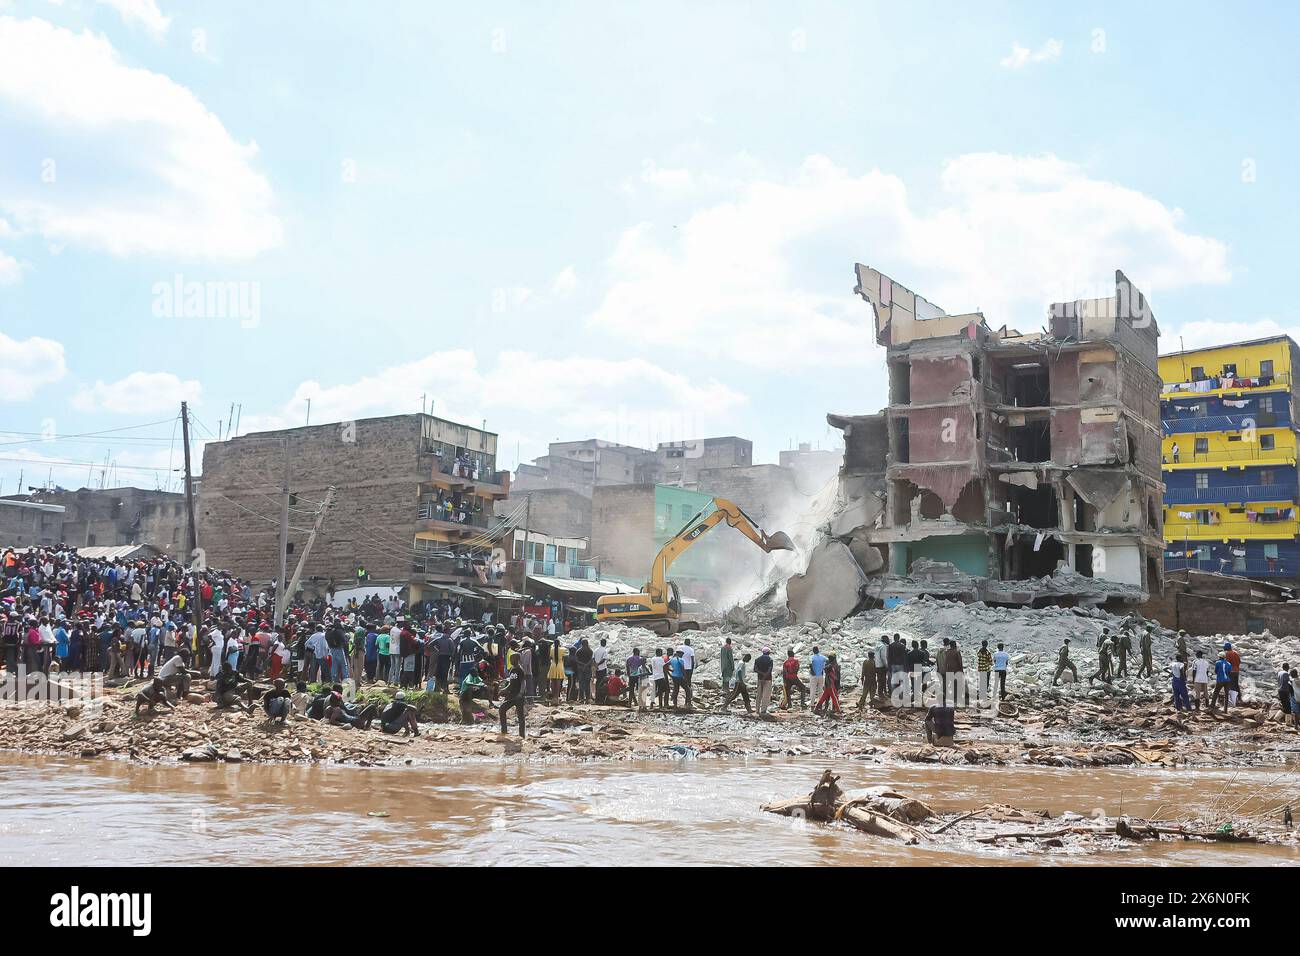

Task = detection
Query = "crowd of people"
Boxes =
[5,544,1298,745]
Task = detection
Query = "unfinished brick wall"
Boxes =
[197,414,427,586]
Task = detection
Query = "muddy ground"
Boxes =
[1,675,1297,770]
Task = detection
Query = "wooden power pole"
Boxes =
[274,439,291,627]
[180,402,204,633]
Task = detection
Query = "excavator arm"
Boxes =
[645,498,793,604]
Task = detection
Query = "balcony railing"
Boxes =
[1164,516,1297,539]
[523,558,597,581]
[417,503,490,529]
[1163,448,1295,466]
[1165,484,1295,505]
[1161,412,1281,434]
[1162,371,1291,396]
[1165,556,1292,576]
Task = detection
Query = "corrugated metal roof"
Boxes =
[526,574,639,595]
[76,545,162,560]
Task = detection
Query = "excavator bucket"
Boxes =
[763,531,796,552]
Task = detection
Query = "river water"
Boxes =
[2,754,1296,866]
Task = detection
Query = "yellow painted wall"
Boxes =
[1160,338,1292,392]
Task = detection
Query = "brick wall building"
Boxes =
[197,413,508,599]
[13,487,187,554]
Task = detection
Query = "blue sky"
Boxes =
[1,0,1297,494]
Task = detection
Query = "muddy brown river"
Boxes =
[2,754,1297,866]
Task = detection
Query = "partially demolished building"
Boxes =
[789,266,1165,620]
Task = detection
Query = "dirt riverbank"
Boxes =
[2,675,1297,770]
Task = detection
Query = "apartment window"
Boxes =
[1264,544,1279,560]
[513,539,523,560]
[1222,363,1237,376]
[1259,396,1274,413]
[1260,469,1276,485]
[1195,473,1209,490]
[1191,366,1206,381]
[1196,509,1214,525]
[1260,359,1274,378]
[1197,545,1212,561]
[1194,437,1209,454]
[1261,434,1276,450]
[1233,553,1246,572]
[556,545,567,564]
[533,542,544,561]
[1192,402,1208,417]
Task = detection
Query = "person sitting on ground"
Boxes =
[379,690,421,736]
[290,680,313,717]
[924,704,956,747]
[213,662,255,713]
[134,677,175,718]
[324,690,378,729]
[603,667,628,704]
[263,677,292,724]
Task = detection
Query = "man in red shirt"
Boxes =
[604,668,627,704]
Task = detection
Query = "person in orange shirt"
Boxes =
[1224,642,1243,702]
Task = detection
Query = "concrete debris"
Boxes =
[786,539,870,623]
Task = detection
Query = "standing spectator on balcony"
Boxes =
[1171,440,1180,463]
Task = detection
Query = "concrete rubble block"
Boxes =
[787,540,870,624]
[830,493,884,538]
[847,528,885,575]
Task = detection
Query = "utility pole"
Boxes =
[274,439,291,627]
[180,402,204,637]
[284,487,334,608]
[520,493,531,598]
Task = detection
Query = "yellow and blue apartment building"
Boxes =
[1159,335,1300,579]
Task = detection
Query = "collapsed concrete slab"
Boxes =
[787,539,869,623]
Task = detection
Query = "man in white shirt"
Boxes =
[1190,650,1212,709]
[307,627,330,682]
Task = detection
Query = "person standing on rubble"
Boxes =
[1137,628,1154,678]
[887,634,907,701]
[754,647,775,716]
[906,640,927,706]
[781,649,808,709]
[874,636,890,698]
[858,652,877,710]
[992,643,1010,700]
[1088,636,1114,686]
[1169,655,1191,710]
[719,637,735,692]
[946,639,966,706]
[719,652,752,715]
[814,653,842,716]
[975,641,993,704]
[1190,650,1211,709]
[808,646,827,707]
[1116,629,1132,678]
[1051,639,1078,686]
[1176,630,1190,662]
[1210,651,1233,712]
[1224,642,1243,703]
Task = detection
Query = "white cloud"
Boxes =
[238,349,746,462]
[0,16,281,260]
[589,152,1229,367]
[1000,38,1062,68]
[98,0,171,38]
[0,249,19,283]
[550,265,578,298]
[0,331,67,400]
[72,370,201,414]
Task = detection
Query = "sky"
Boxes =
[1,0,1298,495]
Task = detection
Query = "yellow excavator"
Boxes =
[595,497,794,635]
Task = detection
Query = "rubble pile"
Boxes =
[575,597,1300,701]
